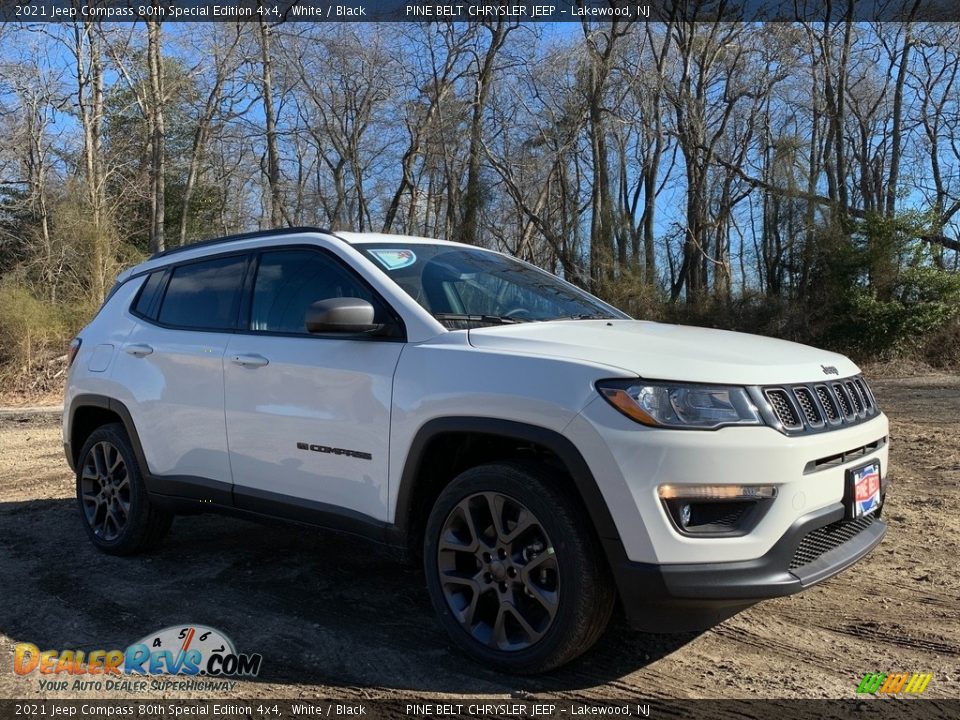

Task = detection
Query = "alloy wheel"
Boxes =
[437,491,560,651]
[79,441,131,542]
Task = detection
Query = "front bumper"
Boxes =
[567,396,890,565]
[610,502,887,632]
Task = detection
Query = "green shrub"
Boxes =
[608,260,960,368]
[0,279,96,396]
[820,266,960,361]
[921,315,960,369]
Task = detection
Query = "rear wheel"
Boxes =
[76,423,172,555]
[424,462,615,673]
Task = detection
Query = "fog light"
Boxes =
[659,485,778,537]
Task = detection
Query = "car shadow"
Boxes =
[0,497,704,693]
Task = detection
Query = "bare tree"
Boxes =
[459,19,517,245]
[580,20,631,289]
[286,25,395,231]
[178,23,246,245]
[664,17,757,302]
[146,11,166,252]
[0,55,67,300]
[912,25,960,268]
[257,11,286,227]
[3,17,960,346]
[380,24,477,235]
[69,16,110,302]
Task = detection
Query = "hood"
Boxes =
[467,320,859,386]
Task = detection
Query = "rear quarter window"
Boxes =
[130,270,167,320]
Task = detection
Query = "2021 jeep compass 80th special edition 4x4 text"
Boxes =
[63,227,889,673]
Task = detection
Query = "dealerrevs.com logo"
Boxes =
[14,625,262,693]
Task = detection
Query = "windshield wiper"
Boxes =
[550,313,617,321]
[433,313,527,325]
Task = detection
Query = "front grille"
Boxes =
[760,374,880,435]
[846,381,864,415]
[833,383,853,418]
[790,514,877,570]
[765,389,801,430]
[793,387,823,427]
[816,385,839,421]
[855,378,874,410]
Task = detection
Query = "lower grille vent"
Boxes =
[790,515,877,570]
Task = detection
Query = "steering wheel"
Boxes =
[504,308,533,319]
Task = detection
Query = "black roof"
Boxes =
[150,226,333,260]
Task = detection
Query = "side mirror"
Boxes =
[305,298,381,334]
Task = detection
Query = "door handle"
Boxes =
[231,353,270,368]
[124,344,154,357]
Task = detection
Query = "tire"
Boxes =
[423,462,616,674]
[75,422,173,555]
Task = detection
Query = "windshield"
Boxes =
[357,244,626,329]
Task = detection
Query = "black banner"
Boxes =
[0,0,956,23]
[0,699,956,720]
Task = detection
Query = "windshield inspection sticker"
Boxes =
[369,248,416,270]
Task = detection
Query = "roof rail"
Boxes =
[150,226,333,259]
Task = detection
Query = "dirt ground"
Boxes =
[0,373,958,701]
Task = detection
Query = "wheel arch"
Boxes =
[394,417,624,560]
[68,394,150,476]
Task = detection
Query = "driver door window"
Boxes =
[249,249,386,334]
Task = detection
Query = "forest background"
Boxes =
[1,15,959,397]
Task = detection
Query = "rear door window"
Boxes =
[157,255,247,330]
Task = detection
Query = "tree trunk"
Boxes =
[885,18,916,217]
[73,20,108,302]
[258,13,285,227]
[460,20,512,245]
[147,14,166,253]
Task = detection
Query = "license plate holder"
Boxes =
[845,459,882,519]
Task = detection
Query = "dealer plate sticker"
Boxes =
[368,248,416,270]
[850,461,881,517]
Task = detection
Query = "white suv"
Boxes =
[63,228,889,673]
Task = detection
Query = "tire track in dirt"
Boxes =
[706,620,845,671]
[825,622,960,657]
[878,581,958,610]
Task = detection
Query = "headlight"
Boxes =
[596,380,763,429]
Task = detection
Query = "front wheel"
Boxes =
[76,423,173,555]
[423,462,615,673]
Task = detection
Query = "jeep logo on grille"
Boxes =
[821,364,839,376]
